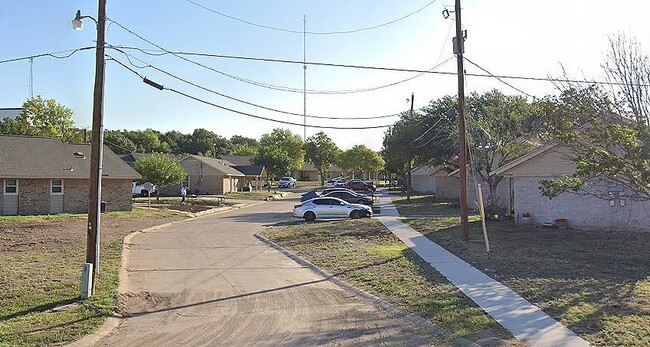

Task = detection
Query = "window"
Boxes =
[313,199,330,205]
[51,179,63,194]
[4,179,17,194]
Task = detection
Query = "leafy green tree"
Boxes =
[252,147,293,181]
[537,86,650,200]
[257,128,304,171]
[104,130,137,154]
[189,128,232,157]
[305,132,341,185]
[231,144,257,156]
[338,145,384,178]
[160,130,192,154]
[465,90,537,209]
[133,154,187,200]
[230,135,259,157]
[0,96,77,142]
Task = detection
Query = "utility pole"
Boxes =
[86,0,107,293]
[406,92,414,201]
[303,15,307,141]
[454,0,470,241]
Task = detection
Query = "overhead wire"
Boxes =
[0,46,95,64]
[107,55,394,130]
[111,45,454,94]
[107,44,650,88]
[183,0,439,35]
[109,46,407,120]
[464,56,537,99]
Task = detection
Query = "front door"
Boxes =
[50,179,64,214]
[2,179,19,215]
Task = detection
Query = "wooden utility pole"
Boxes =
[406,93,414,201]
[86,0,107,293]
[454,0,470,241]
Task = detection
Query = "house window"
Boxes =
[4,179,18,195]
[51,179,64,194]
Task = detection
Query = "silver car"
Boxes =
[293,197,372,221]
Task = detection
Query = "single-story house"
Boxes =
[492,143,650,231]
[410,164,438,194]
[293,163,344,182]
[0,135,140,215]
[219,155,267,190]
[179,155,245,195]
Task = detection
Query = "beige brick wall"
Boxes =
[17,179,51,215]
[10,178,132,215]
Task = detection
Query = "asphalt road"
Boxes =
[93,197,433,346]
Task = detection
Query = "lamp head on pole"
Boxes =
[72,10,84,30]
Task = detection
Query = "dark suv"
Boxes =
[346,179,376,192]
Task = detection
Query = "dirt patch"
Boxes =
[116,291,176,316]
[0,215,186,252]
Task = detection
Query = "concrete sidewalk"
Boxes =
[377,195,590,347]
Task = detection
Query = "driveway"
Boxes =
[93,198,432,346]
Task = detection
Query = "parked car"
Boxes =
[132,182,156,197]
[321,187,360,196]
[300,190,320,202]
[322,190,373,206]
[293,197,372,221]
[278,176,297,188]
[346,179,376,192]
[325,178,347,188]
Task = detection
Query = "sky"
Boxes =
[1,0,650,151]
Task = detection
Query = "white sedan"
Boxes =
[293,197,372,221]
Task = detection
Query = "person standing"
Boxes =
[180,186,187,205]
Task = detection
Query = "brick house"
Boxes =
[492,143,650,231]
[219,155,267,190]
[179,155,245,195]
[0,135,140,215]
[293,162,344,182]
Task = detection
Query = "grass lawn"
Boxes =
[0,210,185,347]
[393,195,650,347]
[261,219,519,346]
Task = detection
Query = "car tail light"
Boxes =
[293,204,302,208]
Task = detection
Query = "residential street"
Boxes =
[93,198,432,346]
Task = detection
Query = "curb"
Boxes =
[254,233,480,347]
[66,200,269,346]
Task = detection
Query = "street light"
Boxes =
[72,1,106,297]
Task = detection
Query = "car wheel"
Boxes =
[304,211,316,222]
[350,210,361,219]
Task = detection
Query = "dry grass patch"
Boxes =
[401,202,650,347]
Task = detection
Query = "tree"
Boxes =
[252,147,293,182]
[230,135,259,157]
[602,34,650,125]
[0,96,78,142]
[133,154,187,201]
[189,128,232,157]
[104,130,136,154]
[257,128,304,171]
[160,130,192,154]
[465,90,537,210]
[537,85,649,201]
[338,145,384,178]
[305,132,341,185]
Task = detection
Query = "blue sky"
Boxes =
[1,0,649,150]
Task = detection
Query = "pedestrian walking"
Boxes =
[181,186,187,205]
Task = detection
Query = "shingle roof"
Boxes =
[233,165,265,176]
[0,135,141,179]
[183,155,245,176]
[219,155,253,166]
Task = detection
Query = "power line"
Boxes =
[108,56,395,130]
[109,48,405,120]
[464,57,536,98]
[183,0,439,35]
[109,45,650,88]
[116,45,455,94]
[412,119,453,149]
[0,46,95,64]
